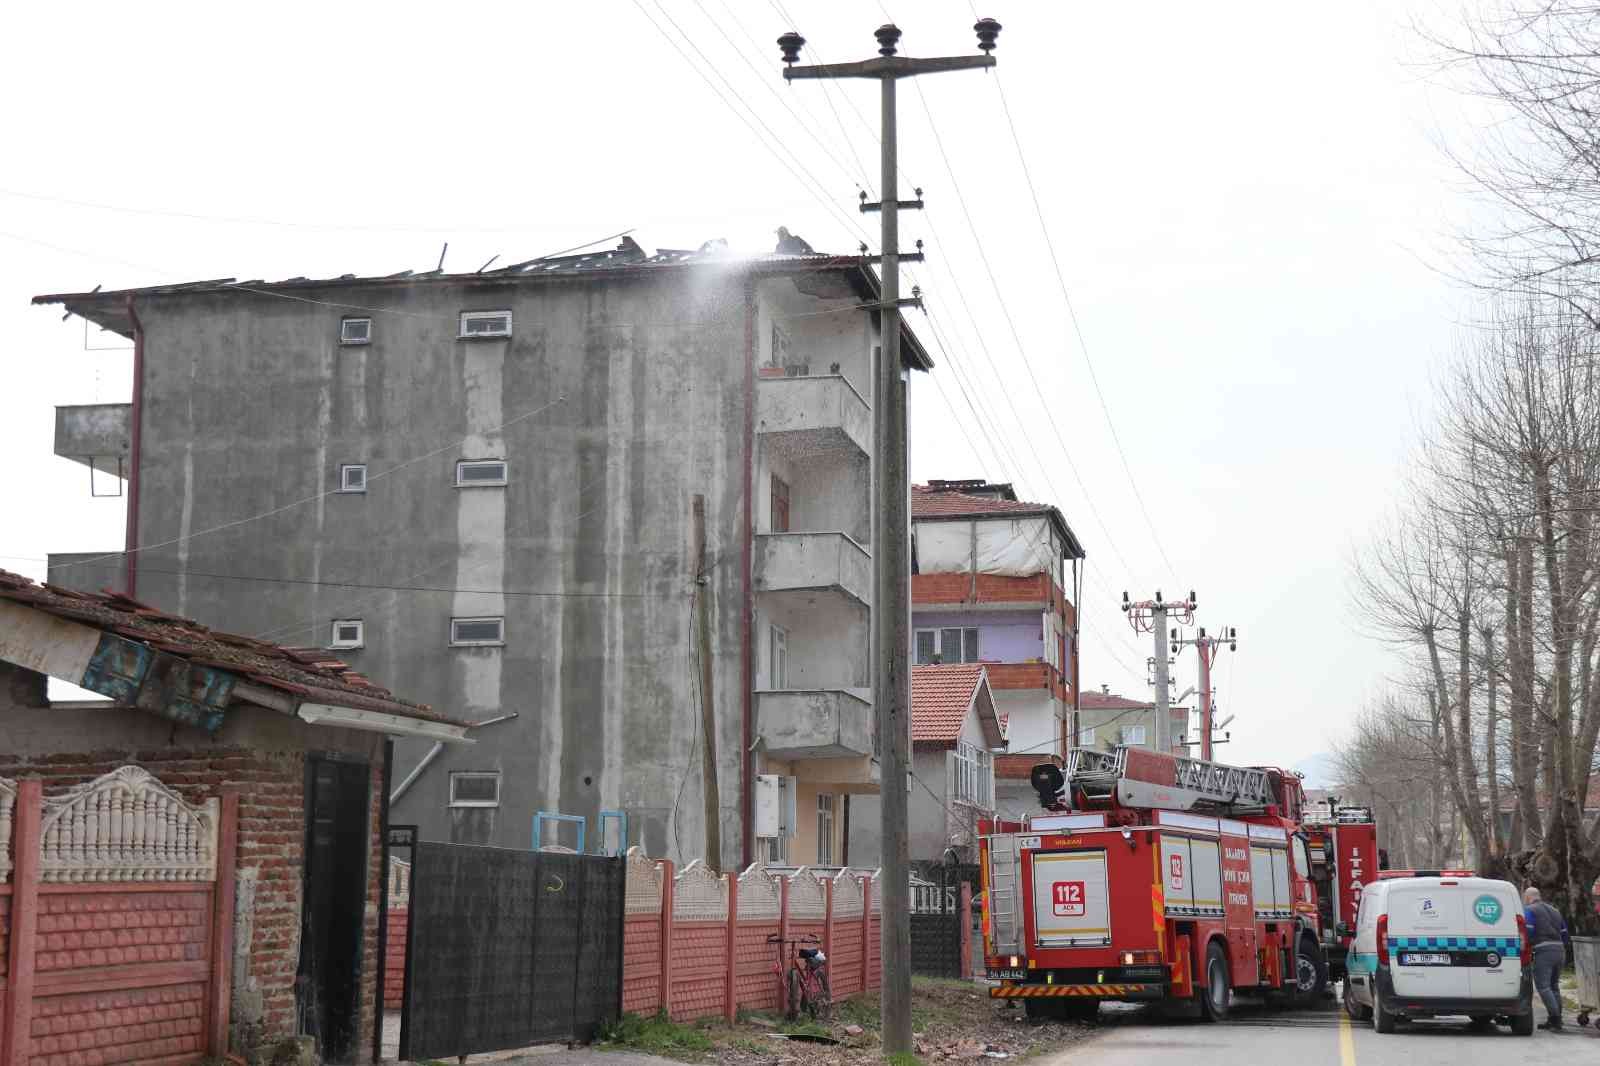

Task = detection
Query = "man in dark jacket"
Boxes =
[1524,887,1569,1031]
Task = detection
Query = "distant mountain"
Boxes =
[1290,752,1339,789]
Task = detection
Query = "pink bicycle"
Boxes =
[768,933,832,1020]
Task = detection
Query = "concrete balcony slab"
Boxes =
[755,532,870,606]
[54,404,130,471]
[757,689,873,759]
[756,374,870,457]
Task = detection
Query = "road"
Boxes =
[1054,993,1591,1066]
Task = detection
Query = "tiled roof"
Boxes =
[1079,691,1152,711]
[911,664,987,744]
[0,568,464,727]
[912,484,1053,518]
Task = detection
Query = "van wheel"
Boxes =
[1198,942,1231,1023]
[1295,936,1329,999]
[1373,990,1396,1034]
[1343,979,1372,1021]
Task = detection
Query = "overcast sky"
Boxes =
[0,1,1491,774]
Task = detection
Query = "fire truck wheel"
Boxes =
[1294,936,1329,999]
[1199,942,1232,1023]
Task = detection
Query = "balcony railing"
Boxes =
[756,374,870,456]
[755,532,871,606]
[756,689,873,759]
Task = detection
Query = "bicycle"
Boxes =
[767,932,832,1021]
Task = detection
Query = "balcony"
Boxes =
[755,532,871,606]
[756,374,870,457]
[756,689,873,759]
[54,403,130,472]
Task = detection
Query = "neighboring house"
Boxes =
[850,664,1006,864]
[1076,687,1190,756]
[35,235,934,870]
[0,568,468,1064]
[908,480,1084,819]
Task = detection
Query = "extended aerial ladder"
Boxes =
[1031,745,1294,818]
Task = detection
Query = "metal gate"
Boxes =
[910,863,979,978]
[398,842,625,1060]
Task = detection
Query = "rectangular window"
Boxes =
[816,793,835,866]
[1123,724,1148,746]
[451,616,505,646]
[770,475,790,533]
[963,628,980,664]
[770,322,791,366]
[340,317,372,345]
[459,310,513,338]
[757,836,782,864]
[769,624,788,688]
[1077,725,1096,748]
[914,630,937,665]
[952,742,994,808]
[329,619,364,649]
[339,464,367,493]
[449,772,501,808]
[455,459,509,486]
[923,627,979,664]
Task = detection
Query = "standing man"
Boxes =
[1524,886,1570,1031]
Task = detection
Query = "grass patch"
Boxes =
[778,1017,833,1039]
[884,1053,925,1066]
[598,1012,715,1056]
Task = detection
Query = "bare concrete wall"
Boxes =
[121,269,757,866]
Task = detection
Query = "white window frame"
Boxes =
[329,619,365,650]
[448,771,502,809]
[952,741,993,808]
[1123,724,1148,746]
[1077,725,1096,748]
[768,624,789,688]
[915,627,978,664]
[816,793,835,866]
[339,464,368,493]
[459,310,513,338]
[340,317,372,345]
[450,616,506,647]
[455,459,509,487]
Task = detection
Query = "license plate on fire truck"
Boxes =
[986,968,1027,980]
[1399,952,1452,966]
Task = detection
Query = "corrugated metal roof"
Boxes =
[0,568,463,727]
[31,236,934,369]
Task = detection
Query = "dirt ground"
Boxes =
[625,978,1100,1065]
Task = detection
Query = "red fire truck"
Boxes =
[979,747,1341,1021]
[1300,800,1382,984]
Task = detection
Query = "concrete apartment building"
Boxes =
[906,480,1084,820]
[35,236,933,870]
[1077,687,1190,756]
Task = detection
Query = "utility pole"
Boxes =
[776,19,1000,1054]
[1123,591,1195,754]
[693,495,722,871]
[1173,623,1238,761]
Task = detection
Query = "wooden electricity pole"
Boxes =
[776,18,1001,1052]
[693,495,722,870]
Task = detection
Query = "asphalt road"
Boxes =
[1051,990,1592,1066]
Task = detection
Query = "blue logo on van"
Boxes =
[1473,895,1503,924]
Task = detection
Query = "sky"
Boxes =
[0,1,1493,774]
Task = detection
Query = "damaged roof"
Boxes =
[912,483,1086,560]
[0,568,467,731]
[32,237,934,370]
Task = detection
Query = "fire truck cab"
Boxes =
[1300,800,1382,983]
[980,747,1329,1021]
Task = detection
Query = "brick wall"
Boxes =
[383,908,408,1010]
[0,742,382,1064]
[912,572,1051,606]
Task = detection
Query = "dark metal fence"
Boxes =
[399,843,625,1060]
[909,863,979,978]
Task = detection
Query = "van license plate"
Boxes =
[987,968,1026,980]
[1400,953,1451,966]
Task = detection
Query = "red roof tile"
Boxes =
[912,484,1054,519]
[0,568,464,727]
[912,664,986,743]
[1079,691,1152,711]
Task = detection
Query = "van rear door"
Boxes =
[1461,880,1523,1001]
[1385,880,1469,1000]
[1031,849,1111,948]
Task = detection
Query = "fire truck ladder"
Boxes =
[1065,746,1275,811]
[987,833,1022,954]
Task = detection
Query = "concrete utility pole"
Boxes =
[1123,591,1195,754]
[1173,623,1238,761]
[776,19,1000,1053]
[692,495,722,871]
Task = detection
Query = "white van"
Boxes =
[1344,874,1532,1035]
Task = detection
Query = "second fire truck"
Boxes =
[980,746,1373,1020]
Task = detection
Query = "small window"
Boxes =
[770,475,790,532]
[339,464,367,493]
[816,793,835,866]
[1122,724,1148,746]
[1077,725,1096,748]
[449,772,501,808]
[455,459,508,487]
[460,310,512,338]
[451,616,505,646]
[768,625,789,688]
[340,317,372,345]
[914,630,937,665]
[330,619,364,649]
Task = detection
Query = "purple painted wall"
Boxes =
[911,610,1043,663]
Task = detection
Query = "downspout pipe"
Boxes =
[388,711,519,804]
[124,297,145,598]
[741,274,757,869]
